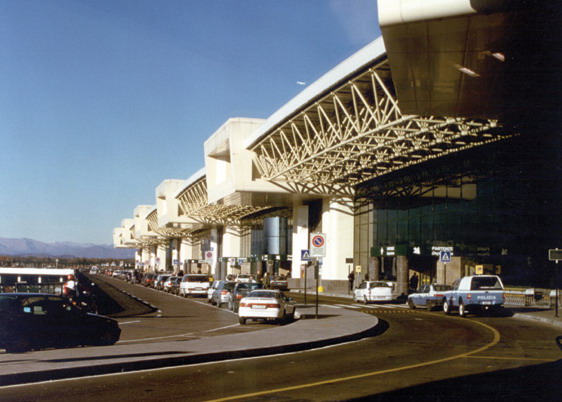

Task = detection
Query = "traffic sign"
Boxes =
[439,250,452,263]
[301,249,311,261]
[549,249,562,261]
[310,233,326,257]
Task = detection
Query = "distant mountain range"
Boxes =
[0,238,134,259]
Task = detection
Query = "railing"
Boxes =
[504,288,560,308]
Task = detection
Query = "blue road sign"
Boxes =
[301,249,311,261]
[439,250,452,263]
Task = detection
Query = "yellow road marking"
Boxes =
[206,319,501,402]
[466,355,555,362]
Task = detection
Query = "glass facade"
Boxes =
[362,134,562,287]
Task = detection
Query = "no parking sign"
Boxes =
[310,233,326,257]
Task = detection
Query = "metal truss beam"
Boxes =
[250,59,515,193]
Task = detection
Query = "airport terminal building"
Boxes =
[114,1,561,294]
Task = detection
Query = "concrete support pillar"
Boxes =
[171,239,180,272]
[291,203,309,279]
[223,225,242,277]
[209,227,219,278]
[180,238,194,273]
[156,242,167,272]
[396,255,409,297]
[135,249,142,270]
[372,256,380,280]
[149,246,157,272]
[141,248,150,270]
[322,198,354,280]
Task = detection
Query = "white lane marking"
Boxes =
[119,320,141,325]
[117,323,240,343]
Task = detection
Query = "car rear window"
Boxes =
[471,276,503,290]
[183,275,210,282]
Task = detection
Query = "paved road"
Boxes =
[90,275,276,344]
[0,277,560,401]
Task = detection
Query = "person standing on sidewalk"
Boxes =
[348,271,355,291]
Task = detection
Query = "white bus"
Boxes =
[0,268,75,295]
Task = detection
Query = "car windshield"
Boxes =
[433,285,451,291]
[184,276,209,282]
[372,281,391,287]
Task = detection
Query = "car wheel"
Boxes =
[238,317,246,325]
[426,301,433,311]
[443,298,451,315]
[363,296,369,304]
[353,294,358,303]
[459,301,467,317]
[407,299,415,309]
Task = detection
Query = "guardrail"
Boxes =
[504,288,560,308]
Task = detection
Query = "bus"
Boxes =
[0,268,76,295]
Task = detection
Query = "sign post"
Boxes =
[301,250,311,304]
[310,234,326,319]
[549,249,562,318]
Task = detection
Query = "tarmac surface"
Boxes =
[0,287,560,387]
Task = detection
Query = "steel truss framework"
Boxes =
[250,58,516,195]
[176,177,284,227]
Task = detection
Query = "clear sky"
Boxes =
[0,0,380,245]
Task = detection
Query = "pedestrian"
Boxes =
[409,272,419,293]
[262,272,270,289]
[348,271,355,291]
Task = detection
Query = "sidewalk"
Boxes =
[0,304,381,386]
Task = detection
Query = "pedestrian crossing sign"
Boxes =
[301,249,311,261]
[439,250,452,263]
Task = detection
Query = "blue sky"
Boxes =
[0,0,380,245]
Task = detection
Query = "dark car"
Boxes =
[0,293,121,353]
[210,281,237,307]
[229,282,264,312]
[270,275,289,290]
[141,273,157,287]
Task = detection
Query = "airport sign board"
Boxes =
[549,249,562,261]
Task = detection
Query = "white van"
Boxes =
[180,274,211,297]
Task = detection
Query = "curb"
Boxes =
[513,313,562,329]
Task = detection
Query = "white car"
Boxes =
[235,274,252,283]
[353,281,393,303]
[207,280,221,302]
[179,274,210,297]
[407,284,452,310]
[238,289,295,325]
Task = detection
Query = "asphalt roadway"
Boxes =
[0,277,561,390]
[0,298,380,386]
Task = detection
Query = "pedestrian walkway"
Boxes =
[0,304,380,386]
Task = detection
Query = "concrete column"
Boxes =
[209,227,219,277]
[291,203,309,279]
[171,239,179,272]
[135,249,142,270]
[372,256,381,280]
[141,247,150,270]
[149,246,157,272]
[223,225,242,277]
[156,242,167,272]
[396,255,409,297]
[321,198,354,280]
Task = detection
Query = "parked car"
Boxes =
[442,275,505,316]
[0,293,121,353]
[407,284,452,310]
[238,289,295,325]
[207,280,221,303]
[163,276,177,293]
[180,274,211,297]
[210,281,237,307]
[229,282,264,312]
[170,276,182,295]
[154,274,172,290]
[235,274,252,283]
[141,273,157,287]
[353,281,393,303]
[270,275,288,290]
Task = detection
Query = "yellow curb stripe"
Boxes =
[206,318,501,402]
[466,355,555,362]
